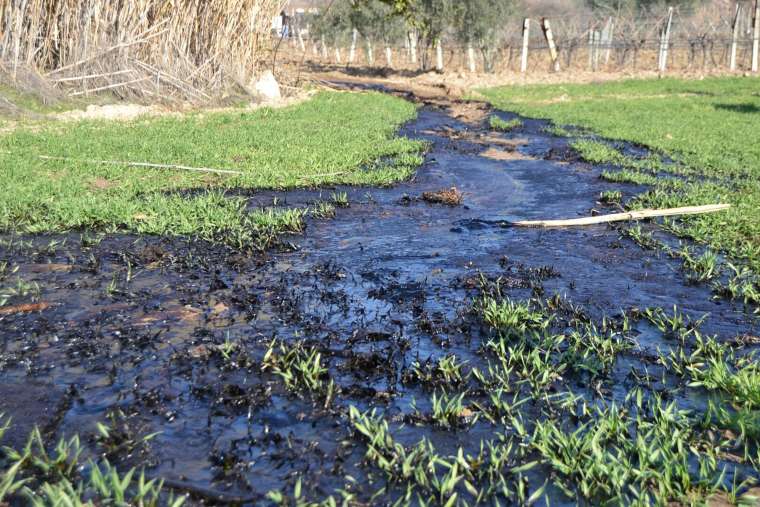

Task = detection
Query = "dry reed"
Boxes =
[0,0,286,103]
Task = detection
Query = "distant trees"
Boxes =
[310,0,723,73]
[349,0,407,63]
[316,0,517,71]
[586,0,706,12]
[405,0,454,69]
[452,0,517,71]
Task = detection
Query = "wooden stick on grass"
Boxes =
[513,204,730,227]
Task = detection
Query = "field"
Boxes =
[479,77,760,268]
[0,73,759,506]
[0,92,422,248]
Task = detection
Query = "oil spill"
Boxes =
[0,86,758,504]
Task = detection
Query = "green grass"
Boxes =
[0,91,423,247]
[489,116,522,132]
[479,77,760,276]
[0,83,109,116]
[0,416,185,506]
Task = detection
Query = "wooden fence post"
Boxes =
[385,45,392,67]
[467,43,476,72]
[366,37,374,66]
[321,35,328,60]
[730,3,741,71]
[349,28,358,63]
[659,7,674,72]
[752,0,760,72]
[541,18,560,72]
[589,29,600,71]
[409,32,418,65]
[297,29,306,52]
[521,18,530,73]
[604,18,615,65]
[435,39,444,71]
[335,47,342,64]
[594,30,602,70]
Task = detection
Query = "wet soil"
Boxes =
[1,83,758,504]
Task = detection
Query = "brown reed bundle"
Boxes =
[0,0,286,103]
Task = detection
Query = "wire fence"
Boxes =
[284,2,760,75]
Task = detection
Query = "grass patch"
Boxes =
[479,77,760,275]
[0,83,102,116]
[0,415,185,505]
[489,116,522,132]
[0,91,423,247]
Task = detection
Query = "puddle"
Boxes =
[0,85,758,502]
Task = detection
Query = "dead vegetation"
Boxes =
[0,0,285,104]
[422,187,464,206]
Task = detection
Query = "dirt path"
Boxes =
[0,84,757,503]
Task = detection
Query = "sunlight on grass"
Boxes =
[0,91,423,246]
[480,77,760,274]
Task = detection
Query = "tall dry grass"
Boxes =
[0,0,285,103]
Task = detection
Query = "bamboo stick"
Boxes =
[38,155,243,175]
[512,204,731,228]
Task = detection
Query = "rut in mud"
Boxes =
[1,86,758,504]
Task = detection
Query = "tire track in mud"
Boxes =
[0,83,757,502]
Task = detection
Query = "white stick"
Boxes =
[385,46,392,67]
[38,156,243,176]
[512,204,730,228]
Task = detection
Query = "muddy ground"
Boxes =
[1,83,758,504]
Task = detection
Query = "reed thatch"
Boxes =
[0,0,286,103]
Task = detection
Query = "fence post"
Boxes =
[602,17,614,66]
[335,47,342,64]
[349,28,358,63]
[435,39,444,71]
[321,35,328,60]
[521,18,530,73]
[541,18,560,72]
[659,7,674,72]
[385,45,392,67]
[588,24,595,70]
[595,30,602,70]
[730,3,741,71]
[297,29,306,52]
[365,38,374,66]
[409,32,418,65]
[752,0,760,72]
[467,43,476,72]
